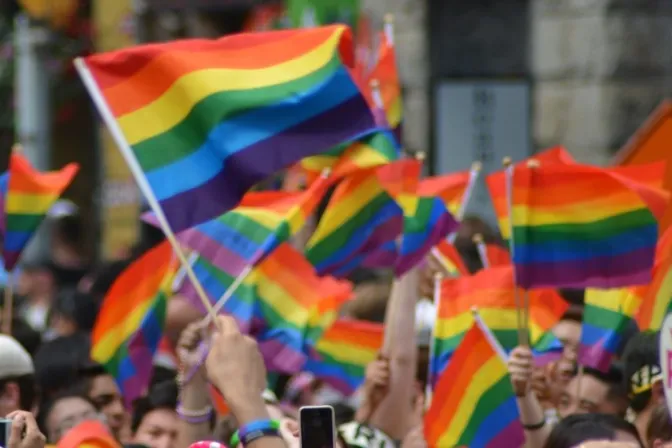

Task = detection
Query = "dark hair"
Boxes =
[37,389,97,436]
[577,364,629,413]
[33,333,91,398]
[10,318,42,356]
[622,331,660,413]
[75,361,109,397]
[543,413,643,448]
[131,380,178,433]
[647,403,672,445]
[50,288,99,332]
[0,374,37,411]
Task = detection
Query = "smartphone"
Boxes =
[0,418,11,448]
[299,405,336,448]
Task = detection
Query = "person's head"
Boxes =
[131,381,178,448]
[0,334,36,415]
[47,288,99,337]
[33,333,91,399]
[558,364,629,418]
[553,304,583,350]
[17,262,55,299]
[647,403,672,448]
[78,362,127,441]
[622,331,664,420]
[39,390,101,443]
[543,413,643,448]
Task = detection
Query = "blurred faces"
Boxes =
[87,374,128,440]
[46,396,100,442]
[132,408,178,448]
[553,319,582,349]
[0,382,21,416]
[558,375,621,418]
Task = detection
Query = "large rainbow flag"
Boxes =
[510,161,669,289]
[77,25,377,232]
[91,241,177,404]
[4,152,79,270]
[424,321,525,448]
[636,226,672,330]
[304,318,384,395]
[418,169,473,217]
[431,266,568,382]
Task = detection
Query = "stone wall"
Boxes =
[360,0,429,153]
[531,0,672,163]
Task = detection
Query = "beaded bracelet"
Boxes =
[176,403,213,425]
[230,420,281,447]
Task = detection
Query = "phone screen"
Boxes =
[299,406,335,448]
[0,419,10,448]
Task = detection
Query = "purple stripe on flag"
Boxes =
[394,212,459,276]
[485,420,525,448]
[259,339,306,374]
[179,229,249,277]
[515,246,654,289]
[159,95,376,231]
[578,340,613,372]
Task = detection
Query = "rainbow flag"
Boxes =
[0,172,8,237]
[4,153,79,270]
[511,161,669,289]
[170,173,330,277]
[635,226,672,330]
[486,146,575,244]
[300,129,400,185]
[532,331,565,366]
[78,25,377,232]
[424,321,525,448]
[377,160,459,275]
[484,243,511,267]
[304,318,384,395]
[418,169,472,217]
[306,170,402,276]
[91,241,177,404]
[432,240,469,276]
[179,244,352,373]
[431,266,568,382]
[367,26,402,139]
[579,288,642,371]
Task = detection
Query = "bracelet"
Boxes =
[178,342,210,387]
[234,420,281,447]
[177,404,213,424]
[522,418,546,431]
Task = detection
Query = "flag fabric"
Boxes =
[304,318,384,395]
[305,169,402,276]
[486,146,575,244]
[424,322,525,448]
[179,244,352,373]
[635,226,672,330]
[432,240,469,276]
[431,266,568,382]
[79,25,377,232]
[0,172,8,237]
[510,161,669,289]
[418,170,472,217]
[485,243,511,267]
[532,331,565,366]
[579,288,642,371]
[367,27,401,139]
[376,160,459,276]
[299,129,400,185]
[166,173,330,278]
[4,153,79,270]
[91,241,177,404]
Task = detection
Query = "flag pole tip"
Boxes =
[527,159,540,168]
[472,233,484,244]
[471,161,482,172]
[321,167,332,177]
[415,151,426,162]
[470,306,479,315]
[11,143,22,153]
[502,157,512,167]
[434,272,444,281]
[369,78,380,88]
[384,13,394,24]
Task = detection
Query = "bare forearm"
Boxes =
[516,393,551,448]
[176,373,212,448]
[370,269,419,439]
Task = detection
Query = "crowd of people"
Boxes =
[0,203,671,448]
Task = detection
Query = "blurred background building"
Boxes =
[0,0,671,261]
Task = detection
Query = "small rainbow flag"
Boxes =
[179,244,352,373]
[579,287,642,371]
[77,25,377,232]
[4,152,78,271]
[431,266,568,382]
[367,25,402,139]
[424,321,525,448]
[486,146,574,244]
[304,318,384,395]
[306,170,402,276]
[377,159,459,275]
[418,169,472,217]
[432,240,469,276]
[300,129,400,185]
[510,161,669,289]
[169,173,330,277]
[91,241,177,404]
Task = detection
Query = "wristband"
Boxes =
[232,420,281,447]
[522,418,546,431]
[177,404,213,424]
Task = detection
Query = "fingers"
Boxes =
[22,412,45,446]
[8,413,25,447]
[213,315,240,337]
